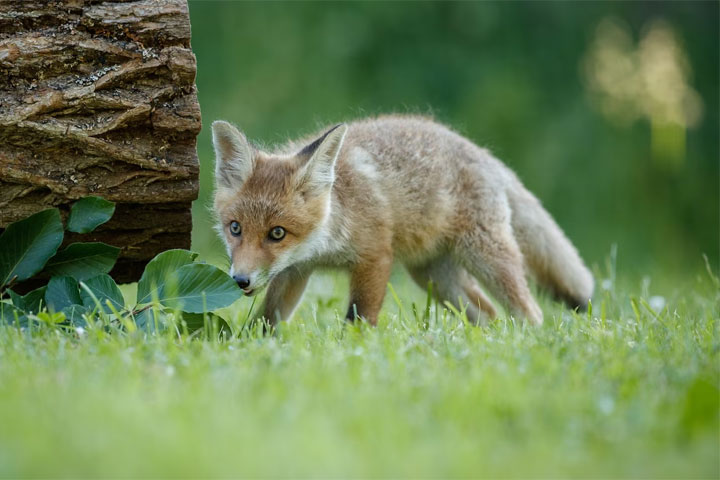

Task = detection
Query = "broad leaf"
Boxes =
[134,307,168,333]
[182,312,231,337]
[80,274,124,313]
[156,263,242,313]
[9,286,46,314]
[67,196,115,233]
[0,209,64,286]
[62,304,89,326]
[136,250,198,305]
[45,276,82,312]
[44,242,120,280]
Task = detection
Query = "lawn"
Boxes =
[0,264,717,478]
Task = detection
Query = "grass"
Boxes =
[0,264,718,478]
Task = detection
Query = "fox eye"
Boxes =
[229,221,241,236]
[268,226,286,241]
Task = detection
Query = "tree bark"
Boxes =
[0,0,201,283]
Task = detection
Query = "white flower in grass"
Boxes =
[649,295,666,312]
[597,395,615,415]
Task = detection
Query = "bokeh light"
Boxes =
[582,18,703,167]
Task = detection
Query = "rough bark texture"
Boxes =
[0,0,201,283]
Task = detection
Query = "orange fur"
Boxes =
[212,115,594,326]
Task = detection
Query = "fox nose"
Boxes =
[233,274,251,290]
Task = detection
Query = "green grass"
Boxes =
[0,266,718,478]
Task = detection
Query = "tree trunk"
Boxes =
[0,0,200,283]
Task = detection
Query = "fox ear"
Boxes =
[212,120,254,189]
[297,123,348,193]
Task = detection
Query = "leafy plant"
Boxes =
[0,209,65,287]
[66,196,115,234]
[44,242,120,280]
[0,198,242,336]
[129,249,239,334]
[0,197,116,295]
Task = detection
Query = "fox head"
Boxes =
[212,121,347,295]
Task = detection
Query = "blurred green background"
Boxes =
[187,1,718,287]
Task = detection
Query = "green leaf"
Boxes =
[0,301,25,325]
[134,307,168,333]
[136,250,198,305]
[66,196,115,233]
[9,286,46,314]
[80,274,124,313]
[182,312,232,337]
[45,276,82,312]
[61,304,89,326]
[37,311,66,324]
[44,242,120,280]
[0,209,64,286]
[156,263,242,314]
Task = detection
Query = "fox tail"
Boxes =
[509,184,594,310]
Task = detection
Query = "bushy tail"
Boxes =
[508,184,594,310]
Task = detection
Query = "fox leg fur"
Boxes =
[347,251,393,326]
[408,256,496,324]
[262,267,311,325]
[455,221,544,326]
[459,270,498,322]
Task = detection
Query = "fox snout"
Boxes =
[232,274,251,290]
[229,265,264,295]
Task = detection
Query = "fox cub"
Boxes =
[212,115,593,326]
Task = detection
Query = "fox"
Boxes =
[212,115,594,327]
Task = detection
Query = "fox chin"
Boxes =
[212,115,594,327]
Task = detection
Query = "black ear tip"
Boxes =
[298,123,348,157]
[323,123,346,137]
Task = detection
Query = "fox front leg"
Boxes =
[346,252,393,326]
[261,267,311,326]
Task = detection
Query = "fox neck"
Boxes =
[300,189,350,260]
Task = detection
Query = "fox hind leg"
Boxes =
[455,222,543,326]
[408,256,496,324]
[458,270,497,321]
